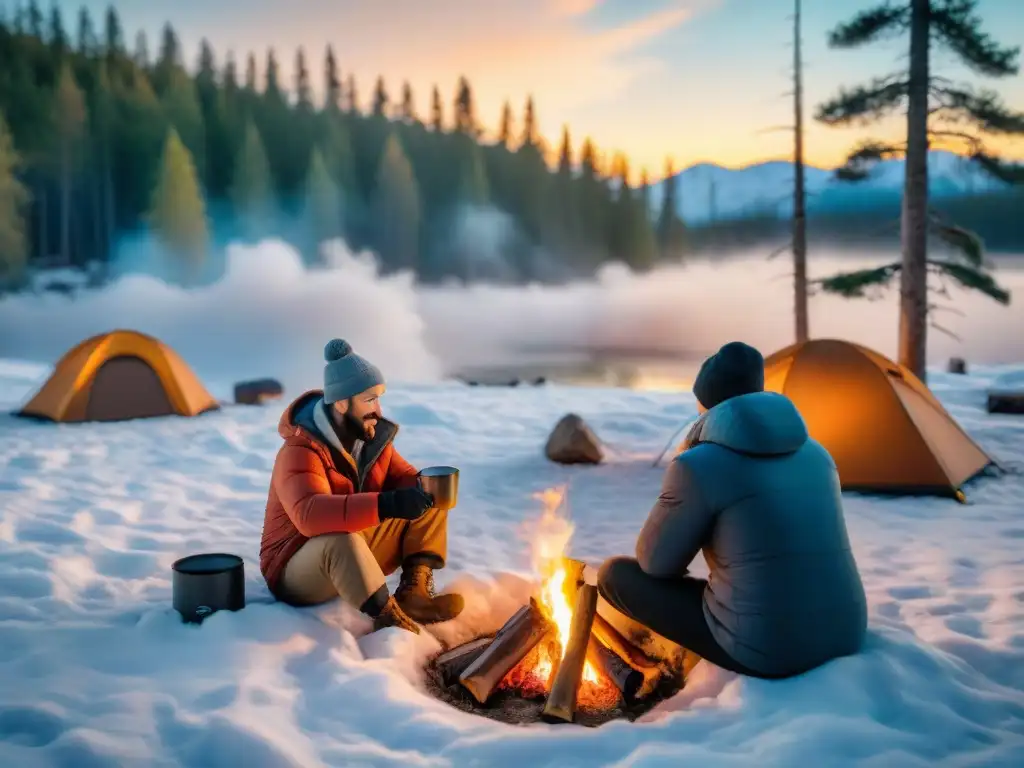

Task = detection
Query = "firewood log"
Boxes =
[434,637,493,686]
[987,390,1024,415]
[542,584,599,723]
[459,600,550,705]
[591,613,663,698]
[586,635,642,702]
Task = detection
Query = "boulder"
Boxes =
[545,413,604,465]
[947,357,967,374]
[234,378,284,406]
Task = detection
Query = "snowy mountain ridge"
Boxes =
[654,150,1012,224]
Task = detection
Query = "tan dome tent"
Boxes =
[764,338,992,499]
[17,330,219,423]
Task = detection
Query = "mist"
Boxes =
[2,235,1022,395]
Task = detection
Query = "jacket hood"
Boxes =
[278,390,325,439]
[697,391,808,457]
[277,389,397,445]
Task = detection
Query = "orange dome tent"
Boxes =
[17,330,220,423]
[764,338,992,499]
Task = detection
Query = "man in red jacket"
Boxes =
[260,338,464,633]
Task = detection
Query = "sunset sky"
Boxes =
[64,0,1024,174]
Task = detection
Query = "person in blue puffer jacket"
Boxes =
[598,341,868,678]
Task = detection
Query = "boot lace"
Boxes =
[405,565,436,598]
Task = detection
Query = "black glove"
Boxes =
[378,486,435,521]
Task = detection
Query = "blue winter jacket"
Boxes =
[636,391,868,676]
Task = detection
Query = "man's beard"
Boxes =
[343,409,376,441]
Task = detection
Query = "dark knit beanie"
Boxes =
[322,339,385,405]
[692,341,765,410]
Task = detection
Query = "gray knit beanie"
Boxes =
[322,339,385,404]
[693,341,764,410]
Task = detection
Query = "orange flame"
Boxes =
[530,487,601,685]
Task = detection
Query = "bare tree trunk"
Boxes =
[900,0,931,381]
[39,184,49,263]
[104,157,116,260]
[60,141,71,266]
[93,173,104,261]
[68,188,75,267]
[792,0,809,343]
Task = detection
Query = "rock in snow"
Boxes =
[545,413,605,465]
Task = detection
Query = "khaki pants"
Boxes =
[277,507,449,609]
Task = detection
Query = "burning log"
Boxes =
[500,627,561,697]
[459,600,551,705]
[586,635,643,702]
[591,613,663,698]
[542,583,599,724]
[434,637,493,686]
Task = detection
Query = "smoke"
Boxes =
[1,233,1023,396]
[446,205,520,283]
[435,204,579,285]
[0,239,438,393]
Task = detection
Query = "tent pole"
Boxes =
[651,424,687,468]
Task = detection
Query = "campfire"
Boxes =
[426,489,683,726]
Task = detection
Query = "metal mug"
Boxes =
[417,465,459,511]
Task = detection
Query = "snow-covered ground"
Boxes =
[1,358,1023,767]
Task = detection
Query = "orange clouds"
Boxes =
[196,0,710,151]
[330,1,706,131]
[103,0,1024,171]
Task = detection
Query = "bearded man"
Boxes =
[260,338,463,633]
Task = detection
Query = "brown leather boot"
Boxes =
[395,564,464,624]
[372,595,420,634]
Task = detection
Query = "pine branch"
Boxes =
[814,263,901,298]
[766,241,791,260]
[835,167,870,182]
[927,129,982,153]
[928,260,1010,304]
[969,151,1024,184]
[929,319,962,341]
[925,293,967,341]
[851,141,906,162]
[928,213,984,267]
[827,3,908,48]
[814,258,1010,306]
[929,302,967,320]
[816,77,907,126]
[933,85,1024,134]
[931,0,1020,78]
[833,140,905,182]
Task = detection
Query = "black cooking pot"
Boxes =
[171,553,245,624]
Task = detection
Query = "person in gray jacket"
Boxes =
[597,341,868,678]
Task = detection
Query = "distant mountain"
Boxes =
[652,150,1011,225]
